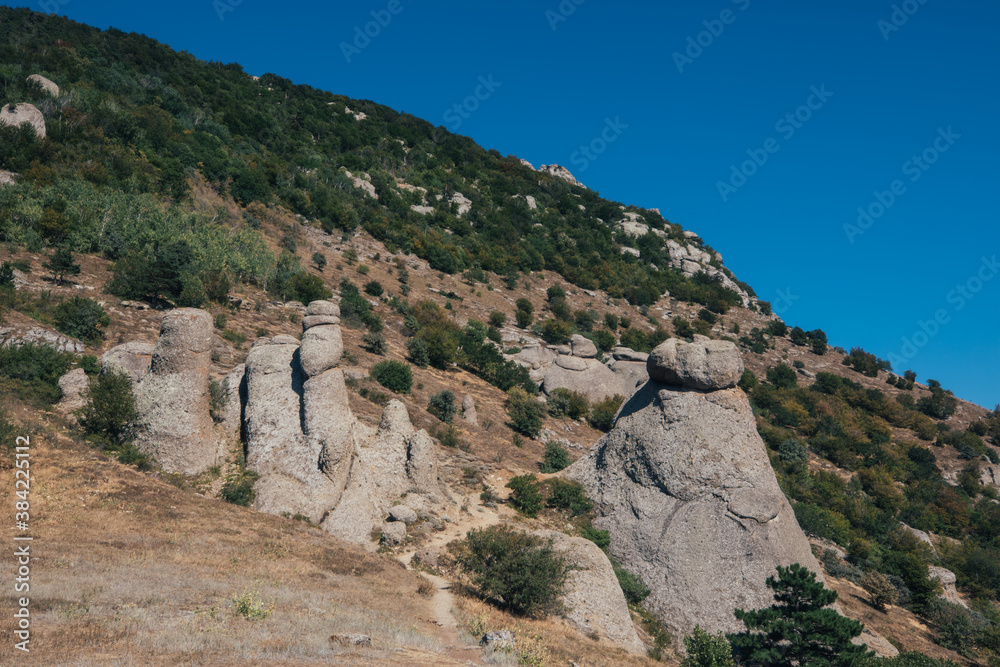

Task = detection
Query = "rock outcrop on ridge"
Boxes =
[566,338,823,638]
[0,103,46,139]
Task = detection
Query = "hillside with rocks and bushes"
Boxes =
[1,8,998,666]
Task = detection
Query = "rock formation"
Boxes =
[0,103,45,139]
[240,300,441,547]
[461,394,478,426]
[132,309,218,475]
[539,164,584,189]
[534,530,644,654]
[101,342,154,383]
[542,354,622,405]
[607,346,649,397]
[56,368,89,422]
[27,74,59,97]
[0,326,83,353]
[566,338,823,639]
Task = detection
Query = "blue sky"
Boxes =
[9,0,1000,409]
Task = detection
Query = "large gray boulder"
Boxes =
[299,324,343,377]
[101,342,155,383]
[26,74,59,97]
[566,378,821,639]
[542,357,623,405]
[647,338,744,391]
[570,334,597,358]
[133,309,218,475]
[0,103,45,139]
[535,530,644,654]
[607,359,648,397]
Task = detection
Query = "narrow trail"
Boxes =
[397,490,506,664]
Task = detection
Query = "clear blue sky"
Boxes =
[9,0,1000,409]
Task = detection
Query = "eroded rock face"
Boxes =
[542,357,623,404]
[566,375,821,638]
[56,368,89,421]
[240,300,440,547]
[534,530,644,654]
[101,342,155,383]
[0,103,45,139]
[461,394,478,426]
[133,309,218,475]
[647,338,744,391]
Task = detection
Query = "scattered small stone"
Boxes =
[330,633,371,647]
[480,630,515,650]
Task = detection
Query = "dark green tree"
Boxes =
[727,563,870,666]
[45,246,81,284]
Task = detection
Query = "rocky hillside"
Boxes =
[0,8,998,666]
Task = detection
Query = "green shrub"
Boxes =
[547,388,589,420]
[364,280,384,296]
[505,387,545,438]
[287,272,332,304]
[766,363,798,388]
[673,316,695,339]
[79,355,100,375]
[589,394,624,432]
[362,330,386,355]
[539,441,572,474]
[219,466,260,507]
[312,252,327,271]
[370,360,412,393]
[458,525,568,616]
[54,297,111,344]
[793,502,851,545]
[591,329,616,354]
[540,318,572,344]
[604,313,619,331]
[506,474,544,518]
[489,311,506,328]
[613,561,650,605]
[0,342,75,405]
[406,337,430,367]
[515,308,533,329]
[681,626,735,667]
[428,390,456,423]
[545,478,592,515]
[78,368,137,444]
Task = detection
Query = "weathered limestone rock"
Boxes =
[0,170,17,186]
[612,347,648,363]
[217,364,245,443]
[542,357,623,405]
[647,338,744,391]
[381,520,406,546]
[389,504,418,524]
[929,566,967,608]
[566,376,822,639]
[570,334,597,358]
[539,164,584,188]
[0,103,45,139]
[535,530,644,654]
[133,309,217,475]
[607,359,648,397]
[302,315,340,330]
[299,324,343,377]
[56,368,89,421]
[461,394,478,426]
[0,326,84,353]
[101,342,155,384]
[306,300,340,317]
[26,74,59,97]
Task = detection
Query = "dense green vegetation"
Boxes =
[1,7,746,312]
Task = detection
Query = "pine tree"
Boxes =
[727,563,870,666]
[45,246,81,284]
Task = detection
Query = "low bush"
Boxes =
[458,525,568,617]
[589,394,624,432]
[370,360,412,393]
[428,390,456,423]
[538,441,572,474]
[54,297,111,344]
[546,388,589,420]
[545,478,592,515]
[0,342,75,405]
[406,337,430,367]
[506,474,544,517]
[505,387,545,438]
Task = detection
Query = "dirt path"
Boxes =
[398,491,506,664]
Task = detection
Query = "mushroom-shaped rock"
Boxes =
[133,309,218,475]
[566,376,821,640]
[306,300,340,317]
[0,103,45,139]
[647,338,744,391]
[26,74,59,97]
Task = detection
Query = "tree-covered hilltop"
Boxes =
[0,6,748,311]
